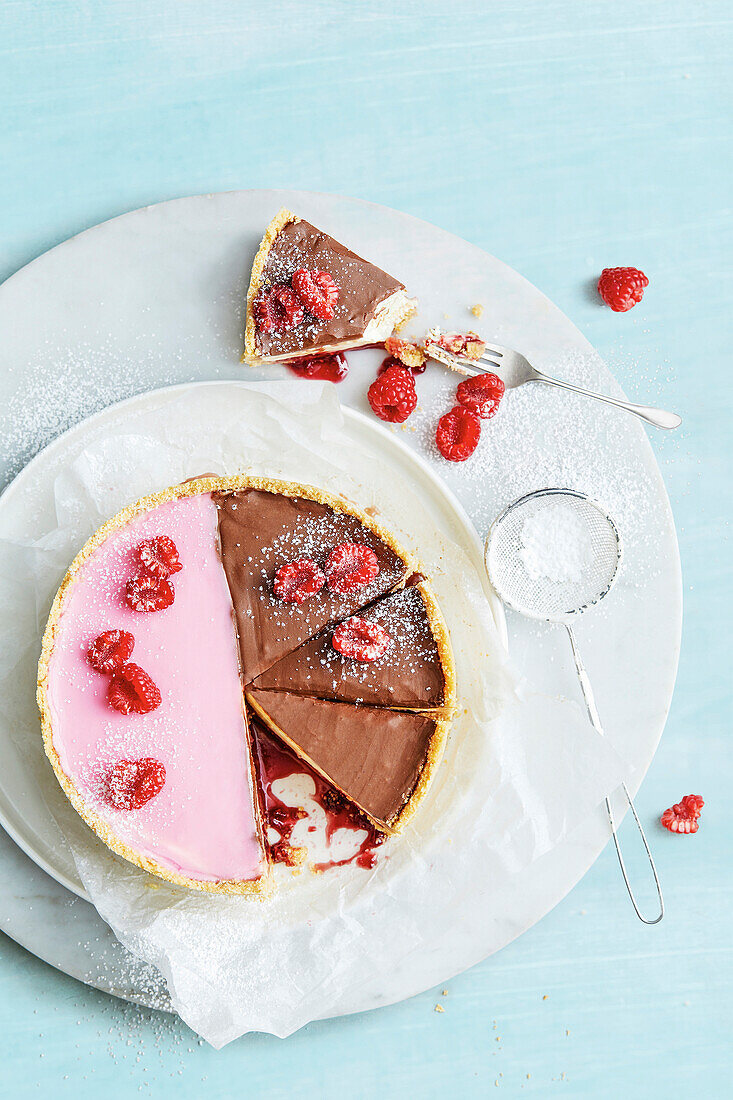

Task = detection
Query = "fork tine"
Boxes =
[481,345,505,359]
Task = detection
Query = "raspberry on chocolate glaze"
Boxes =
[367,366,417,423]
[325,543,380,595]
[273,559,326,604]
[332,616,391,662]
[107,663,162,715]
[125,571,175,613]
[87,629,135,673]
[99,757,166,811]
[456,372,505,419]
[436,405,481,462]
[272,285,305,327]
[255,284,304,331]
[292,269,340,321]
[135,535,183,579]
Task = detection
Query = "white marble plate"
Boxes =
[0,191,681,1012]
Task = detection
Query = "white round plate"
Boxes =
[0,383,507,901]
[0,190,681,1014]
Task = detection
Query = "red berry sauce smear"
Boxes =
[250,718,385,872]
[285,352,349,383]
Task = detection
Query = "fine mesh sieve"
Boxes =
[485,488,621,621]
[485,489,664,925]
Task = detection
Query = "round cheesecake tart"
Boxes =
[37,475,456,893]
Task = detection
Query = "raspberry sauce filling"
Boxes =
[251,717,385,872]
[45,495,266,884]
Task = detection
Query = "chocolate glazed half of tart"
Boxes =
[244,208,417,362]
[251,583,457,712]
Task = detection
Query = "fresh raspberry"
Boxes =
[87,630,135,673]
[125,571,174,613]
[367,366,417,423]
[107,663,162,715]
[436,405,481,462]
[384,337,426,370]
[272,284,305,326]
[134,535,183,579]
[325,543,380,595]
[99,758,166,811]
[378,354,425,376]
[273,559,326,604]
[661,794,705,834]
[292,269,340,321]
[597,267,649,312]
[255,284,304,331]
[456,372,505,419]
[332,616,391,661]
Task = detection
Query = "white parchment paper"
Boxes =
[0,382,627,1044]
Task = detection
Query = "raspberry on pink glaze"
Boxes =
[45,494,266,884]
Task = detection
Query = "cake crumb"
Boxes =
[441,989,448,996]
[434,1003,444,1013]
[543,994,549,1000]
[470,303,484,318]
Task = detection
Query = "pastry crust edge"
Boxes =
[243,207,298,361]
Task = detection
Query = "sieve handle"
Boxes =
[566,625,664,925]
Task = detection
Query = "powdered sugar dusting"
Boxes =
[519,501,595,584]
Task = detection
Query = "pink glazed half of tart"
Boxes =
[37,476,455,893]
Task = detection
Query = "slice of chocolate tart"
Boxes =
[251,583,456,712]
[214,482,412,682]
[244,208,416,362]
[246,688,448,832]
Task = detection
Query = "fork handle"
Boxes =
[532,370,681,430]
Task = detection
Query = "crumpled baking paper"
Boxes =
[0,381,628,1045]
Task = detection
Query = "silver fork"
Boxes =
[426,342,681,430]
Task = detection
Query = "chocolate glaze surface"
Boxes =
[214,489,408,682]
[247,689,436,828]
[252,585,446,708]
[256,218,404,357]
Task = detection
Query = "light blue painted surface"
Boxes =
[0,1,731,1096]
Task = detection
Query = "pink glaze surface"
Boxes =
[46,493,266,883]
